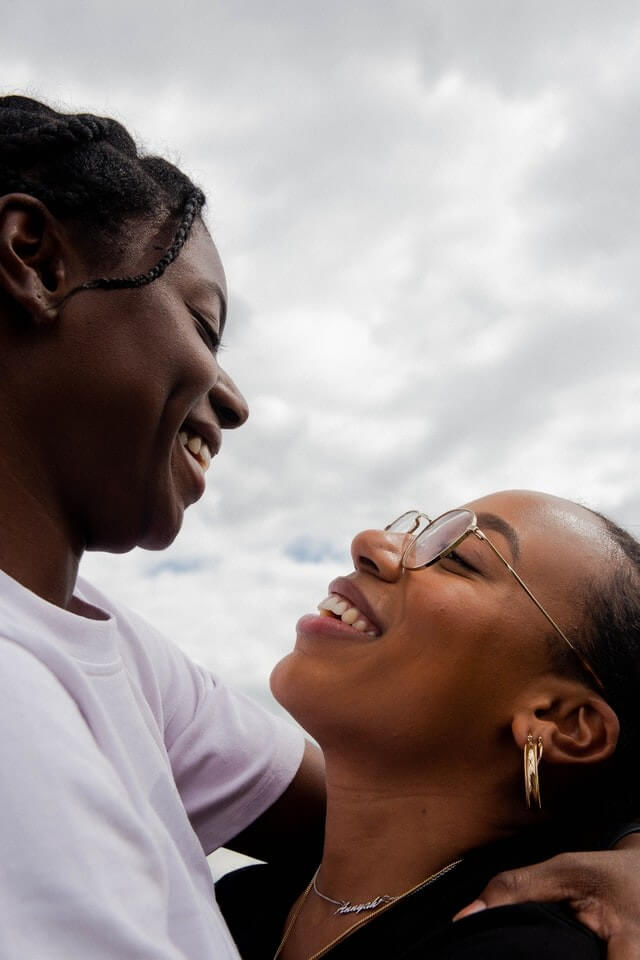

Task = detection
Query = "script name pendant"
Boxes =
[335,895,395,915]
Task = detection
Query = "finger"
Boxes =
[608,932,640,960]
[453,899,488,921]
[451,859,633,945]
[454,858,581,915]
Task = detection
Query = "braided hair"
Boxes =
[0,95,206,297]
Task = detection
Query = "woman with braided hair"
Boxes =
[0,95,325,960]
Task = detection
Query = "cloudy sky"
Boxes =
[3,0,640,719]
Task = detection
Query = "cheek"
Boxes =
[385,595,519,709]
[158,325,219,401]
[183,350,219,395]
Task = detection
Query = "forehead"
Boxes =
[175,221,227,302]
[133,218,227,317]
[464,490,614,589]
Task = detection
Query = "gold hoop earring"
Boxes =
[524,733,544,809]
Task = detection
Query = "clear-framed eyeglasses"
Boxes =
[385,509,604,691]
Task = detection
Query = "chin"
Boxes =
[137,519,184,552]
[136,491,186,551]
[85,498,184,554]
[269,653,326,735]
[269,654,299,714]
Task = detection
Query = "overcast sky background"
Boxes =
[3,1,640,720]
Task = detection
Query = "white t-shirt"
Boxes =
[0,568,305,959]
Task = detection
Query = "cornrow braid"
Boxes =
[0,95,207,291]
[60,188,205,306]
[3,114,110,158]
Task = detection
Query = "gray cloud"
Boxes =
[5,2,640,704]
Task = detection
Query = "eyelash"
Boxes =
[188,308,223,355]
[443,549,476,572]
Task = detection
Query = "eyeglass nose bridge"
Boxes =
[386,512,435,571]
[398,509,478,571]
[384,510,432,537]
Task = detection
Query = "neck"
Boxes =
[0,453,83,609]
[316,753,516,902]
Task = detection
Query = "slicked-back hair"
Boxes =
[583,513,640,824]
[548,510,640,832]
[0,95,206,296]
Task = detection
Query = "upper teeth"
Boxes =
[317,594,379,635]
[179,431,212,471]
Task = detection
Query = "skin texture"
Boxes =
[269,491,626,960]
[273,491,618,777]
[0,193,325,864]
[0,196,249,604]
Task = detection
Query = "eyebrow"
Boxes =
[475,512,520,563]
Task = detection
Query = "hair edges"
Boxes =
[57,188,206,307]
[573,516,640,823]
[1,96,208,300]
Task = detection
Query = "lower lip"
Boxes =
[296,613,380,643]
[177,439,207,500]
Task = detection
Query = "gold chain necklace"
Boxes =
[272,858,463,960]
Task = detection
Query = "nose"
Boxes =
[210,366,249,429]
[350,528,405,582]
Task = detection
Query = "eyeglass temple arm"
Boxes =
[474,531,605,691]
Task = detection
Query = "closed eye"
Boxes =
[188,307,223,355]
[442,549,477,573]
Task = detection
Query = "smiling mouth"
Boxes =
[178,429,212,472]
[317,593,380,636]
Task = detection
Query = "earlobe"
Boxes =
[0,194,67,327]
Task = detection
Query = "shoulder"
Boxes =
[76,575,207,719]
[76,575,173,664]
[216,868,604,960]
[0,636,119,785]
[77,576,226,699]
[425,902,604,959]
[0,634,80,718]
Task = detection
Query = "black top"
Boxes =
[216,831,604,960]
[606,818,640,846]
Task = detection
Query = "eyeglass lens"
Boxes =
[401,509,474,568]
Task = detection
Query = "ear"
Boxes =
[512,676,619,769]
[0,194,68,327]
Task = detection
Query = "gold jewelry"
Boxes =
[524,733,543,809]
[272,858,463,960]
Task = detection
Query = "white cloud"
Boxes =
[5,1,640,708]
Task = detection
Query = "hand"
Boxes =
[453,834,640,960]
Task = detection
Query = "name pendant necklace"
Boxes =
[273,857,463,960]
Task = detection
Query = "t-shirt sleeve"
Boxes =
[0,638,206,960]
[143,626,305,854]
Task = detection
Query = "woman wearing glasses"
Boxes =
[217,489,639,960]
